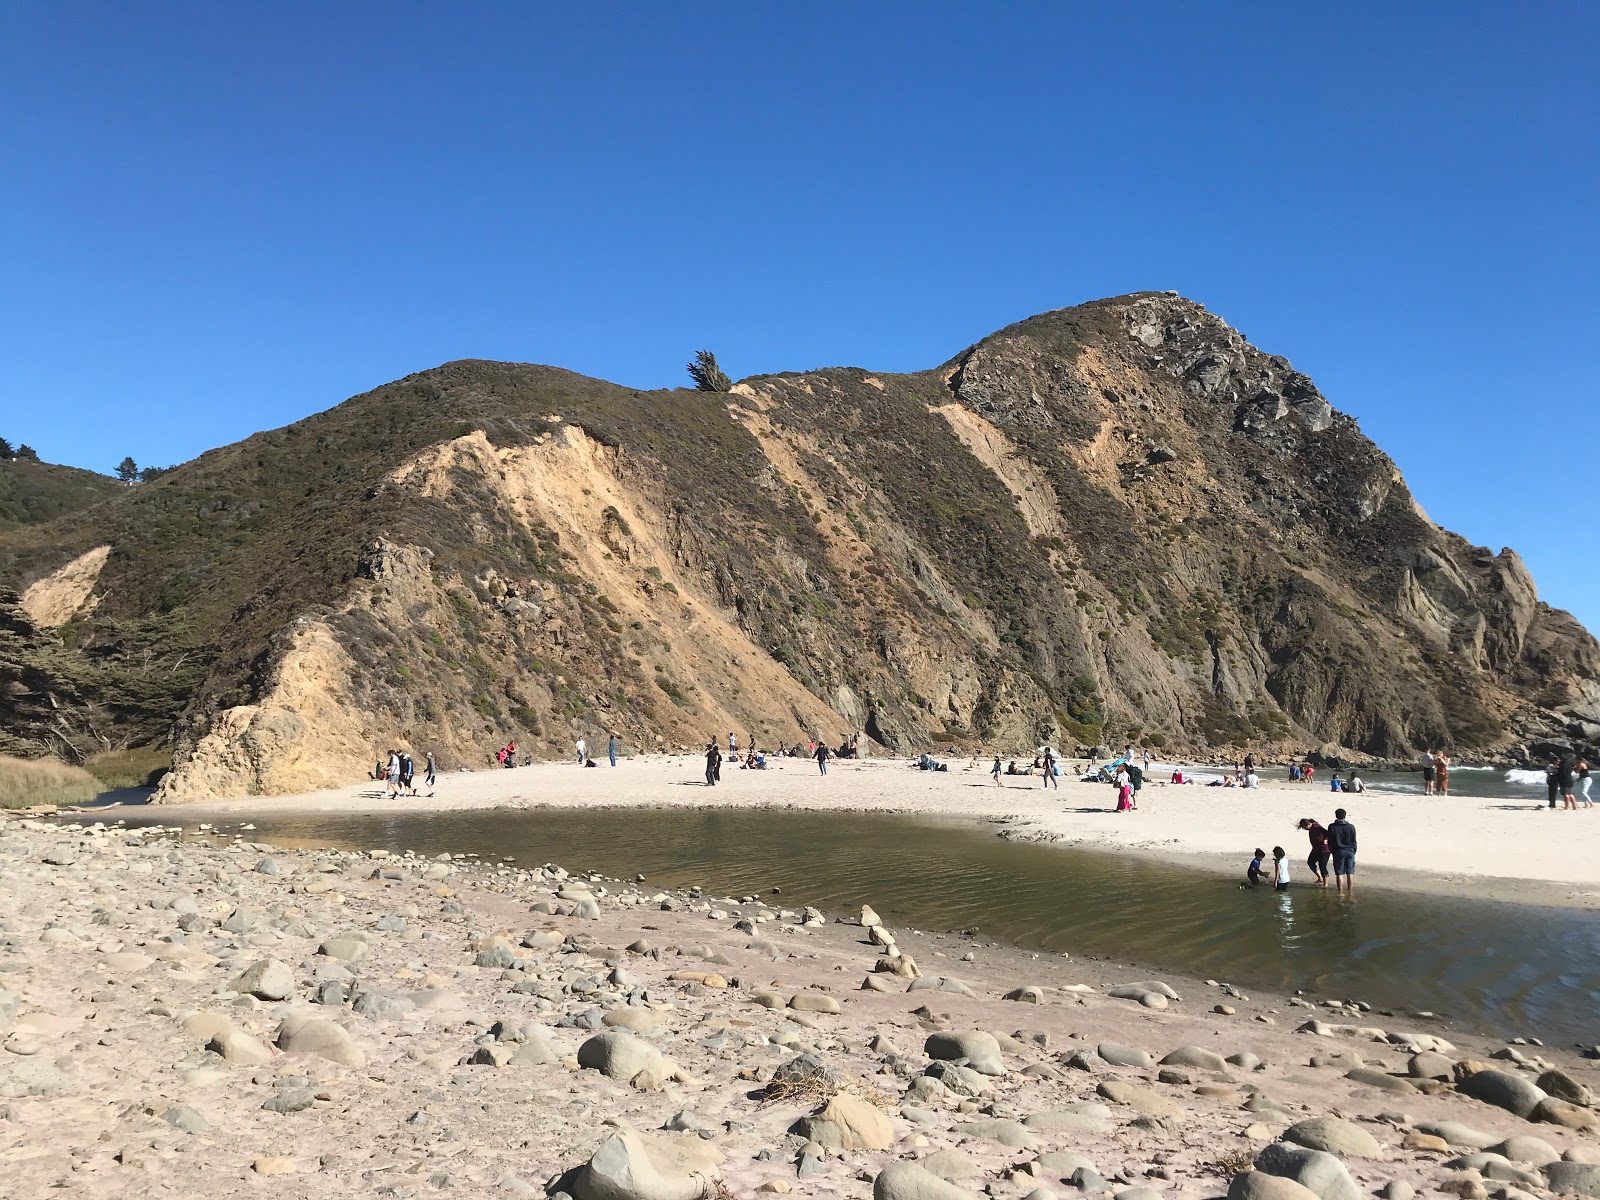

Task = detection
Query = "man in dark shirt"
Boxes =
[1328,807,1357,894]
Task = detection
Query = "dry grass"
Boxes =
[758,1069,895,1109]
[1202,1149,1258,1178]
[0,755,103,809]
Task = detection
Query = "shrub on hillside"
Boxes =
[0,755,103,808]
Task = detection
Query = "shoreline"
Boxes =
[84,753,1600,912]
[4,811,1599,1199]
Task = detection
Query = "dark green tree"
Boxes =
[139,465,172,482]
[116,456,139,483]
[0,437,13,458]
[16,444,39,461]
[686,349,732,393]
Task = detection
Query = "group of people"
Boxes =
[704,731,849,784]
[1544,754,1593,809]
[572,735,622,768]
[1418,749,1452,796]
[1247,807,1358,893]
[374,749,436,797]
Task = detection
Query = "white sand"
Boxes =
[132,754,1600,909]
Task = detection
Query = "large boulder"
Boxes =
[1282,1117,1384,1159]
[573,1128,723,1200]
[875,1161,979,1200]
[793,1094,893,1151]
[275,1015,365,1067]
[1458,1070,1548,1119]
[1487,1137,1559,1168]
[925,1032,1003,1076]
[1254,1143,1362,1200]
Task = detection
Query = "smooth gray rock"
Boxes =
[1097,1042,1154,1069]
[874,1162,977,1200]
[275,1015,365,1067]
[1160,1045,1228,1072]
[925,1031,1003,1076]
[1414,1121,1499,1150]
[1253,1142,1361,1200]
[906,976,976,997]
[924,1061,990,1097]
[231,959,293,1001]
[1228,1172,1323,1200]
[163,1105,209,1132]
[955,1118,1033,1149]
[1281,1117,1383,1158]
[1407,1051,1455,1079]
[1458,1069,1547,1119]
[1488,1137,1559,1167]
[573,1129,720,1200]
[318,935,368,962]
[577,1031,666,1083]
[352,990,416,1020]
[1546,1162,1600,1198]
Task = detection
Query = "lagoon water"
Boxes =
[112,805,1600,1046]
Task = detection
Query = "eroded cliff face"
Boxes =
[4,293,1596,798]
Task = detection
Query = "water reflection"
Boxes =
[103,806,1600,1044]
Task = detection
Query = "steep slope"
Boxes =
[2,293,1595,799]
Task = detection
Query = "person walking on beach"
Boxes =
[424,751,437,798]
[1328,807,1357,894]
[608,732,619,767]
[1297,817,1330,887]
[1272,845,1290,891]
[399,752,415,796]
[1420,748,1435,795]
[815,739,830,775]
[1579,759,1594,809]
[1433,750,1450,797]
[1041,745,1057,789]
[385,749,401,797]
[575,737,586,766]
[991,755,1003,785]
[704,742,720,786]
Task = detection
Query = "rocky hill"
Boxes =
[2,293,1596,799]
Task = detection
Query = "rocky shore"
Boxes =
[2,813,1598,1200]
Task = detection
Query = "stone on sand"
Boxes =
[318,935,368,962]
[1414,1122,1500,1150]
[1228,1172,1323,1200]
[874,1161,978,1200]
[231,958,294,1001]
[1487,1137,1559,1168]
[1097,1042,1154,1069]
[907,976,975,997]
[1536,1068,1593,1106]
[1408,1051,1455,1079]
[925,1032,1003,1076]
[955,1117,1034,1148]
[276,1014,366,1067]
[1160,1045,1228,1072]
[1543,1163,1600,1199]
[1282,1117,1384,1158]
[1095,1081,1184,1119]
[573,1128,724,1200]
[793,1094,894,1151]
[1253,1143,1362,1200]
[1456,1070,1547,1119]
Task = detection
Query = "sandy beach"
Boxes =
[3,811,1599,1200]
[124,755,1600,911]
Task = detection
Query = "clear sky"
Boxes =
[2,4,1596,629]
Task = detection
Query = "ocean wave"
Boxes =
[1505,769,1548,786]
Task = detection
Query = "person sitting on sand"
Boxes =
[1247,848,1267,886]
[1347,773,1366,794]
[1244,770,1260,788]
[1330,772,1344,792]
[1170,769,1185,784]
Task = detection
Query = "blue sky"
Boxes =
[2,4,1596,629]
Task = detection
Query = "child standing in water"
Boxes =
[1246,848,1266,886]
[1272,846,1290,891]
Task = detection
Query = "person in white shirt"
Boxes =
[1419,749,1435,795]
[1245,771,1260,788]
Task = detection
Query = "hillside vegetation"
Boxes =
[2,293,1596,800]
